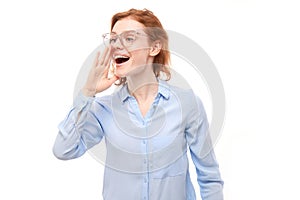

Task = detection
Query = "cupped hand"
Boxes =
[82,46,119,97]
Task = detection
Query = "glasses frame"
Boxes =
[102,30,148,48]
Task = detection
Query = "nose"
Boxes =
[112,36,124,50]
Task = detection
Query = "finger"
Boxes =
[107,75,119,84]
[103,46,113,67]
[98,47,110,66]
[102,64,110,78]
[92,51,101,68]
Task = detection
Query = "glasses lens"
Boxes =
[102,33,109,46]
[120,31,137,47]
[103,33,116,46]
[102,31,142,47]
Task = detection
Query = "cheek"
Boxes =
[130,49,150,64]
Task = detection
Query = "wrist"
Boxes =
[81,87,96,97]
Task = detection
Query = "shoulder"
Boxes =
[93,94,113,109]
[166,81,197,103]
[166,81,206,116]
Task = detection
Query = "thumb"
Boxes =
[108,75,119,84]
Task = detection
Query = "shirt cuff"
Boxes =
[73,90,95,111]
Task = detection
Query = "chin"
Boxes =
[115,58,141,78]
[115,63,129,78]
[115,71,126,78]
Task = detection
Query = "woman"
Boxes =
[53,8,224,200]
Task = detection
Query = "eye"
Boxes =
[123,34,135,43]
[125,37,134,42]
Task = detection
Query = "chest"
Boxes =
[99,95,187,152]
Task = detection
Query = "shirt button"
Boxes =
[143,140,146,144]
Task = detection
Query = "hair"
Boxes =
[111,8,171,85]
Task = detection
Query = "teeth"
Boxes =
[114,55,129,59]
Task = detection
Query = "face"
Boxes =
[110,18,154,78]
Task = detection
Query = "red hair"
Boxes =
[111,8,171,84]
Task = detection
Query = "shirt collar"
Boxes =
[119,79,170,102]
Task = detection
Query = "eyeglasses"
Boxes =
[102,30,147,48]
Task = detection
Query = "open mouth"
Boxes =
[114,55,130,64]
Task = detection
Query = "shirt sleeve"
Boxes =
[52,91,104,160]
[185,94,224,200]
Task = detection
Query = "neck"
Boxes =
[127,72,158,102]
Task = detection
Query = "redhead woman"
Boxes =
[53,8,224,200]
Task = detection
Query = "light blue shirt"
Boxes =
[53,80,223,200]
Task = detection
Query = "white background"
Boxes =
[1,0,299,199]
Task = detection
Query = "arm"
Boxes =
[52,92,104,160]
[185,95,224,200]
[53,47,119,160]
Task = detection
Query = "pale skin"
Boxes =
[82,18,162,117]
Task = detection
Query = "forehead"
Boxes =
[112,18,145,34]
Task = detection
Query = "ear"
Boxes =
[149,40,162,57]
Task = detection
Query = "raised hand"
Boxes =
[82,46,119,97]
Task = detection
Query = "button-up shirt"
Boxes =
[53,80,223,200]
